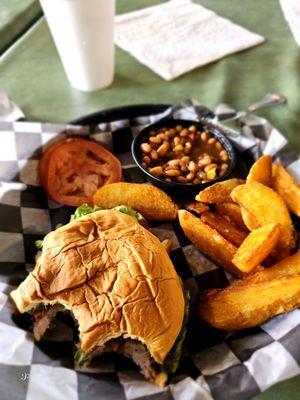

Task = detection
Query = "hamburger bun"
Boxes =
[11,209,185,365]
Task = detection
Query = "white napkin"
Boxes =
[115,0,265,80]
[279,0,300,45]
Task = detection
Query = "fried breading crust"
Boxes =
[215,202,248,232]
[184,201,209,215]
[93,183,178,221]
[199,274,300,330]
[246,155,272,186]
[178,210,243,277]
[195,179,245,203]
[240,207,260,230]
[199,252,300,330]
[272,163,300,217]
[237,251,300,284]
[231,182,295,260]
[201,211,247,247]
[232,223,281,273]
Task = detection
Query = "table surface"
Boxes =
[0,0,41,53]
[1,0,300,154]
[0,0,300,398]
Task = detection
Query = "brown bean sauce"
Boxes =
[139,125,229,184]
[189,139,222,161]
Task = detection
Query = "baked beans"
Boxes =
[139,124,230,184]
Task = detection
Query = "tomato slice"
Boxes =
[39,138,83,187]
[42,139,122,206]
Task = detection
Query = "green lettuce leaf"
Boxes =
[163,289,190,374]
[113,205,144,222]
[35,204,143,252]
[35,240,44,250]
[27,303,48,315]
[70,203,143,223]
[74,348,90,366]
[70,204,102,221]
[55,223,64,229]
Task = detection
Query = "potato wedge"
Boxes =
[195,179,245,203]
[178,210,243,277]
[201,211,247,246]
[246,155,272,186]
[199,274,300,331]
[93,183,178,221]
[232,223,281,273]
[235,251,300,285]
[272,163,300,217]
[240,207,260,230]
[231,182,294,259]
[184,201,209,215]
[216,202,248,232]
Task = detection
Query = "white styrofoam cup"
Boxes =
[40,0,115,92]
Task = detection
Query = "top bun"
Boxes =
[11,210,185,364]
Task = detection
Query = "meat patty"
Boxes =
[33,304,65,340]
[32,305,160,381]
[123,339,158,381]
[88,338,159,380]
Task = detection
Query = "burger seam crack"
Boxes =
[76,248,92,286]
[31,273,47,300]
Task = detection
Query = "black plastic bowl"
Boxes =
[131,118,236,197]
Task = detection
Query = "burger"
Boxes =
[11,205,188,386]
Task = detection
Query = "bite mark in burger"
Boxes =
[11,208,187,386]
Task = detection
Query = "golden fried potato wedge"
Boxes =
[236,251,300,285]
[272,163,300,217]
[93,183,178,221]
[246,155,272,186]
[240,207,260,230]
[232,223,281,273]
[199,274,300,331]
[184,201,209,215]
[195,179,245,203]
[216,202,248,232]
[178,210,243,277]
[231,182,294,259]
[201,211,247,247]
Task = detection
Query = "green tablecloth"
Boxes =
[0,0,299,153]
[0,1,300,398]
[0,0,41,53]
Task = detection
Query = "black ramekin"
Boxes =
[132,118,236,197]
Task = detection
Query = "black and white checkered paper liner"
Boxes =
[0,100,299,400]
